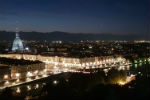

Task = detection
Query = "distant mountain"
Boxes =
[0,31,148,41]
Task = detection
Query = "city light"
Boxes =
[42,74,48,77]
[26,78,32,81]
[27,85,31,91]
[26,72,33,77]
[0,52,146,91]
[43,69,47,72]
[53,80,58,85]
[12,82,16,85]
[118,81,126,86]
[35,76,39,79]
[35,84,39,89]
[65,79,69,82]
[0,3,149,99]
[25,47,29,50]
[15,73,20,78]
[40,71,44,75]
[148,58,150,62]
[4,81,9,85]
[3,75,8,79]
[16,87,21,93]
[34,70,38,74]
[16,79,20,82]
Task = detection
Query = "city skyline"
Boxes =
[0,0,149,36]
[0,0,150,99]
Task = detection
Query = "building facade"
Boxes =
[0,57,45,81]
[0,54,129,71]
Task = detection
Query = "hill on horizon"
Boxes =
[0,31,148,42]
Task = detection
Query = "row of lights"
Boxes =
[44,57,127,67]
[2,69,48,88]
[15,83,40,94]
[15,80,57,94]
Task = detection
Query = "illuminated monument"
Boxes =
[12,30,24,51]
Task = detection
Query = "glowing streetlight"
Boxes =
[53,80,58,85]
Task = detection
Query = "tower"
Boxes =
[12,28,24,51]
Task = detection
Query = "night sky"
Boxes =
[0,0,149,36]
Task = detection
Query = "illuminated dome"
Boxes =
[12,33,24,51]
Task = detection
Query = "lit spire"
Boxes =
[16,21,19,38]
[16,27,19,37]
[12,23,24,51]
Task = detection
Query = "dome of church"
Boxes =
[12,33,24,51]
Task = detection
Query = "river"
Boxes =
[0,61,150,100]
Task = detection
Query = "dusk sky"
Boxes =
[0,0,149,35]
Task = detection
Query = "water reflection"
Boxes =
[27,85,31,91]
[134,64,137,68]
[139,63,142,67]
[1,61,149,99]
[16,79,20,83]
[16,87,21,93]
[35,84,39,89]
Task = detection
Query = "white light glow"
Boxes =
[16,73,20,78]
[53,80,58,85]
[4,75,8,79]
[16,87,21,93]
[27,85,31,91]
